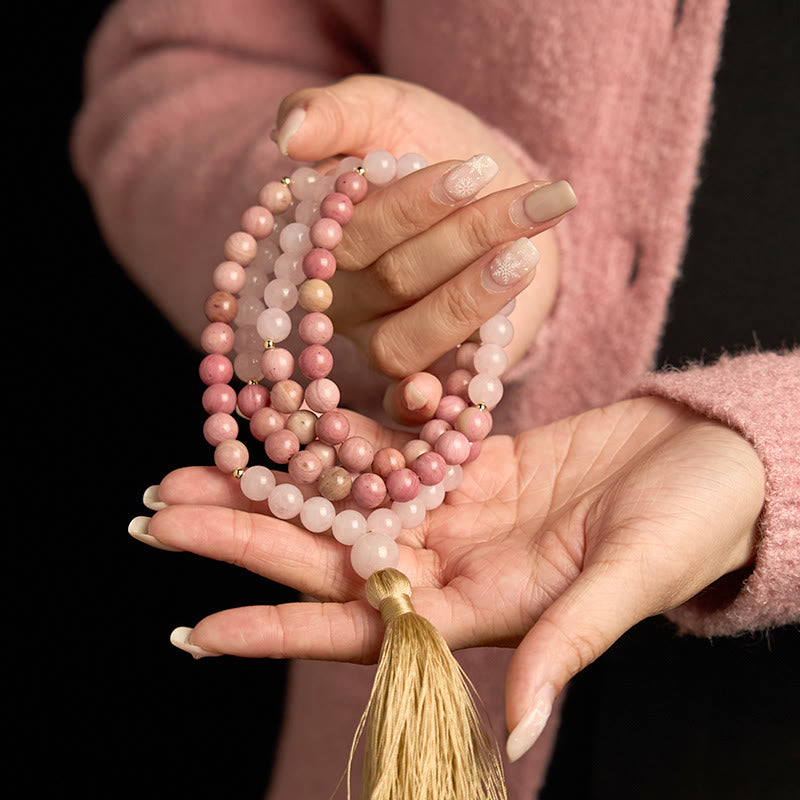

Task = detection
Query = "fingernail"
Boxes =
[128,515,182,552]
[431,154,499,205]
[481,237,540,293]
[143,485,167,511]
[510,180,577,226]
[403,380,429,411]
[506,683,557,762]
[170,626,221,660]
[276,107,306,156]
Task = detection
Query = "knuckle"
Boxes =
[455,202,499,255]
[371,249,414,300]
[370,320,413,378]
[436,281,483,336]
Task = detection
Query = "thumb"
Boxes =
[273,75,419,162]
[504,561,655,763]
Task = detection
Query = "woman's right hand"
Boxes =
[271,76,576,422]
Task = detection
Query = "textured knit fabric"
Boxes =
[71,1,799,797]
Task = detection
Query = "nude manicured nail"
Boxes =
[170,626,221,660]
[481,237,540,293]
[431,154,499,205]
[276,107,306,156]
[128,515,182,552]
[143,484,167,511]
[510,180,577,226]
[506,683,557,762]
[403,380,429,411]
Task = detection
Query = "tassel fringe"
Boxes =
[346,568,507,800]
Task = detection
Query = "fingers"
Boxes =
[382,372,444,426]
[503,560,654,763]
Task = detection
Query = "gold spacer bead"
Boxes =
[355,166,366,175]
[233,468,245,480]
[264,339,275,349]
[280,176,292,185]
[476,403,488,411]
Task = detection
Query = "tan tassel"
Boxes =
[346,568,507,800]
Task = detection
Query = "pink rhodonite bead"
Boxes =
[212,261,246,294]
[304,378,340,412]
[315,410,350,445]
[338,436,374,473]
[199,353,234,386]
[310,217,342,250]
[454,406,493,441]
[420,418,451,445]
[434,430,471,465]
[203,412,238,446]
[334,171,369,203]
[270,379,304,413]
[319,192,354,225]
[264,429,300,464]
[288,450,323,484]
[240,205,274,239]
[372,447,406,478]
[350,532,400,579]
[202,384,237,414]
[258,181,292,214]
[385,467,421,502]
[412,451,448,485]
[249,407,285,441]
[214,439,249,473]
[298,344,333,380]
[351,473,387,509]
[302,248,337,281]
[261,347,295,383]
[200,322,235,354]
[237,384,270,418]
[298,312,334,345]
[435,394,468,425]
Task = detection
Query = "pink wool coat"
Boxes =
[72,0,799,796]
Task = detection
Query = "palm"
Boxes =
[152,396,762,661]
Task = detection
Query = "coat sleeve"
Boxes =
[633,349,800,637]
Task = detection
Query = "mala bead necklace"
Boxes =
[199,151,510,799]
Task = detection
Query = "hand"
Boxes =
[138,396,764,759]
[272,76,576,417]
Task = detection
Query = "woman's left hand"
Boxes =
[139,396,764,759]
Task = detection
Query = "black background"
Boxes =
[13,2,799,798]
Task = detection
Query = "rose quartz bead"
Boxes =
[270,380,304,413]
[203,412,238,446]
[298,344,333,379]
[455,406,493,441]
[263,278,298,311]
[256,307,291,342]
[201,322,235,355]
[372,447,406,479]
[420,418,451,446]
[240,465,276,501]
[310,217,342,249]
[258,180,292,214]
[213,261,246,294]
[474,343,508,376]
[302,248,337,281]
[435,394,468,425]
[319,192,354,225]
[333,156,362,176]
[351,473,387,509]
[295,198,321,227]
[224,231,258,265]
[237,383,269,418]
[413,451,448,485]
[298,279,333,313]
[350,532,399,579]
[479,314,514,347]
[268,482,304,520]
[418,482,446,511]
[298,312,334,345]
[241,205,274,239]
[402,438,432,466]
[455,342,480,371]
[240,264,268,297]
[214,439,249,473]
[392,498,427,529]
[300,496,336,533]
[290,166,322,201]
[306,440,337,469]
[367,508,402,539]
[304,378,340,413]
[285,409,317,445]
[264,428,300,464]
[362,150,396,185]
[235,294,265,325]
[315,410,350,445]
[395,152,427,178]
[334,171,368,203]
[441,464,463,492]
[251,238,280,273]
[385,467,421,502]
[233,352,263,383]
[249,406,285,441]
[467,373,504,410]
[204,291,238,324]
[202,383,237,415]
[260,347,295,383]
[199,353,234,386]
[274,252,305,284]
[279,222,311,254]
[338,436,374,473]
[444,369,472,400]
[332,509,367,545]
[318,466,352,502]
[434,430,471,465]
[234,324,262,354]
[288,449,323,484]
